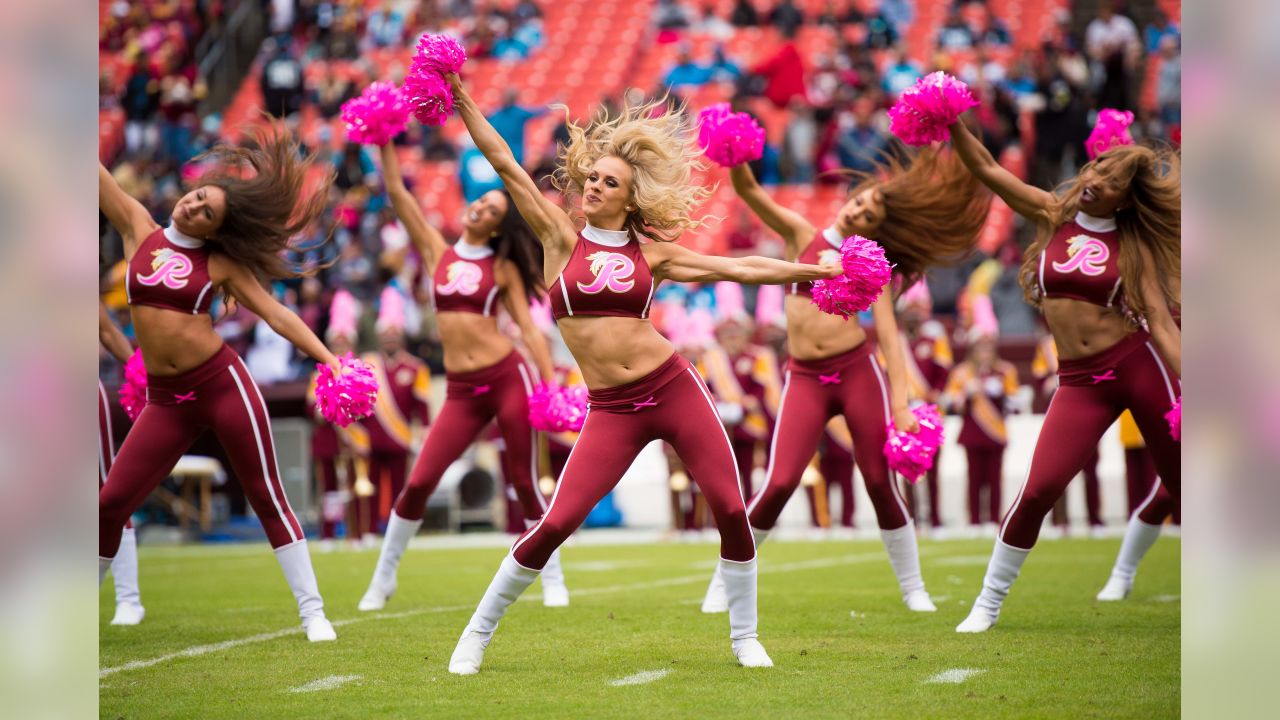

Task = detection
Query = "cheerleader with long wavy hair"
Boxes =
[701,145,990,615]
[443,73,843,674]
[947,121,1181,633]
[99,129,342,641]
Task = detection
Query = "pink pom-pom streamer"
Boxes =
[697,103,765,167]
[314,353,379,428]
[1085,108,1135,160]
[887,72,978,146]
[811,235,893,318]
[402,69,454,127]
[883,404,946,483]
[1165,396,1181,442]
[411,33,467,75]
[340,81,411,146]
[528,383,588,433]
[118,349,148,422]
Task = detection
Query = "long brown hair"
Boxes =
[491,190,545,300]
[1018,144,1181,318]
[194,128,335,279]
[849,147,991,285]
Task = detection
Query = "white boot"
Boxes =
[540,548,570,607]
[881,523,936,612]
[720,558,772,667]
[1097,517,1162,601]
[110,528,145,625]
[275,540,335,641]
[359,511,422,611]
[703,526,769,614]
[449,554,539,675]
[956,540,1030,633]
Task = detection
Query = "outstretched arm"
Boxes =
[380,143,449,269]
[729,163,815,257]
[99,162,160,259]
[646,242,841,285]
[214,256,340,371]
[871,286,920,433]
[448,74,576,253]
[948,121,1052,221]
[498,262,556,383]
[98,301,133,363]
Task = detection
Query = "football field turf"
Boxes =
[99,536,1179,718]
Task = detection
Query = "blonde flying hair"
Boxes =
[551,97,712,242]
[1019,144,1181,319]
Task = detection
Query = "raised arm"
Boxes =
[213,256,340,371]
[98,301,133,363]
[448,74,576,252]
[99,162,160,259]
[646,242,840,285]
[380,143,449,268]
[948,121,1053,221]
[729,163,815,256]
[871,286,920,433]
[497,261,556,383]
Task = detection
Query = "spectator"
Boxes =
[311,66,353,120]
[664,47,713,89]
[653,0,693,30]
[882,48,923,97]
[1029,51,1088,190]
[708,44,743,81]
[695,3,735,40]
[333,143,377,192]
[864,10,900,50]
[817,0,865,28]
[486,88,548,166]
[730,0,760,27]
[1143,9,1180,53]
[458,135,505,202]
[781,98,817,182]
[769,0,805,37]
[937,10,975,51]
[514,0,542,24]
[880,0,914,32]
[364,0,407,50]
[1085,0,1141,110]
[752,28,807,109]
[835,97,891,174]
[1155,35,1181,126]
[261,36,305,118]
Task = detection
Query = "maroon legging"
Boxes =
[731,436,758,499]
[98,381,132,531]
[1133,474,1178,525]
[747,342,910,531]
[315,457,339,539]
[394,351,545,522]
[964,446,1004,525]
[370,449,408,529]
[904,462,943,528]
[1125,447,1158,515]
[1000,331,1180,549]
[806,437,856,527]
[513,353,754,569]
[99,345,305,557]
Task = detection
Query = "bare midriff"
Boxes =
[130,305,224,376]
[1042,298,1135,359]
[556,316,676,389]
[784,295,868,361]
[437,312,515,373]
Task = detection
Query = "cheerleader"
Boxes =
[1031,330,1105,533]
[943,334,1020,530]
[98,301,144,625]
[444,74,841,673]
[713,285,780,499]
[947,122,1181,632]
[896,281,953,530]
[98,130,340,641]
[1097,481,1177,601]
[358,135,566,611]
[703,146,990,615]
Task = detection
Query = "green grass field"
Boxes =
[99,536,1179,719]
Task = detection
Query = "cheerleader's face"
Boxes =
[1078,158,1131,217]
[462,190,509,236]
[173,185,227,238]
[583,156,634,226]
[835,186,885,237]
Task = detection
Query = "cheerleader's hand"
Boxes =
[893,406,920,434]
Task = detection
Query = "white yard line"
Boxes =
[609,669,671,687]
[99,552,886,678]
[924,668,986,684]
[288,674,362,693]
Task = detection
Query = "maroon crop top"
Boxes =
[1038,213,1123,308]
[787,227,845,299]
[429,243,500,317]
[126,225,215,315]
[549,226,656,320]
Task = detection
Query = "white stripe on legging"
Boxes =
[514,362,547,513]
[99,381,115,485]
[510,407,591,562]
[867,356,912,520]
[1144,343,1178,405]
[1130,474,1164,521]
[746,370,792,517]
[227,362,299,544]
[683,367,756,558]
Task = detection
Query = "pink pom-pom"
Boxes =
[884,404,946,483]
[314,353,379,428]
[810,235,894,318]
[528,383,588,433]
[340,81,411,146]
[411,33,467,75]
[402,68,454,127]
[1085,108,1135,160]
[118,348,148,422]
[697,103,765,167]
[888,72,979,146]
[1165,396,1181,442]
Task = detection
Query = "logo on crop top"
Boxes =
[137,248,193,289]
[1052,235,1110,277]
[438,261,482,295]
[578,251,636,294]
